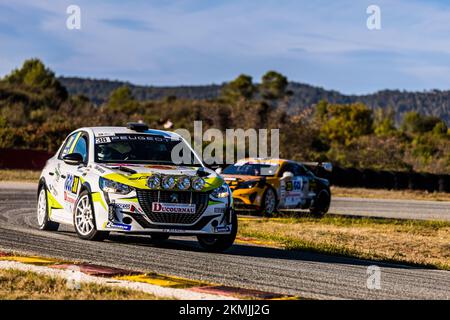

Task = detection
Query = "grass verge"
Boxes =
[0,269,161,300]
[332,186,450,201]
[237,215,450,270]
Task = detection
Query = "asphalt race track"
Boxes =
[330,197,450,221]
[0,185,449,299]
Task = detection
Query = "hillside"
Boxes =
[59,77,450,124]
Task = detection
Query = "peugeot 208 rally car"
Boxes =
[37,123,236,252]
[220,158,331,216]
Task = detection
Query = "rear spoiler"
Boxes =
[302,162,333,174]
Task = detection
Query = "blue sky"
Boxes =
[1,0,450,94]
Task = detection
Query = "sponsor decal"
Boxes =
[94,165,106,174]
[152,202,196,214]
[161,229,185,233]
[214,207,226,214]
[55,163,62,182]
[215,226,231,232]
[109,135,174,143]
[115,203,131,210]
[64,191,76,204]
[95,132,115,137]
[64,174,80,194]
[105,221,132,231]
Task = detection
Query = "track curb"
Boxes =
[0,250,298,300]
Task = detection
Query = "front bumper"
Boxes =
[93,190,233,235]
[230,186,266,208]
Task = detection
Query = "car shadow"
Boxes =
[106,233,429,271]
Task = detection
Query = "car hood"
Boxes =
[221,174,265,187]
[92,163,224,192]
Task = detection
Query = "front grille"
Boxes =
[136,190,209,225]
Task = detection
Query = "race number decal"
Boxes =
[64,174,80,194]
[95,137,111,144]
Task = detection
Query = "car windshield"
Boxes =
[94,134,201,166]
[223,163,279,176]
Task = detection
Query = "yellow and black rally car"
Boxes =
[219,158,332,216]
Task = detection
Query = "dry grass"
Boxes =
[238,216,450,270]
[332,186,450,201]
[0,170,40,182]
[0,269,161,300]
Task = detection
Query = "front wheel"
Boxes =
[310,189,331,217]
[261,187,277,216]
[197,213,238,252]
[74,190,109,241]
[37,186,59,231]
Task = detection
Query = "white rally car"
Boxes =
[37,123,236,252]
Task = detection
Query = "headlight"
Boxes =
[162,175,176,189]
[211,182,230,198]
[177,176,191,190]
[238,180,259,189]
[99,177,132,194]
[147,174,161,189]
[191,177,205,191]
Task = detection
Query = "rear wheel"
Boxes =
[310,189,331,217]
[74,190,109,241]
[197,213,238,252]
[37,186,59,231]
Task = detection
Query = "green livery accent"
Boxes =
[208,200,223,206]
[46,190,63,218]
[203,176,223,190]
[119,196,139,203]
[69,132,82,153]
[91,192,107,210]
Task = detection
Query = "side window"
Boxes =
[278,163,294,177]
[293,164,308,176]
[73,135,88,163]
[59,133,78,159]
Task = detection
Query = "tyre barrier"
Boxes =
[1,148,449,192]
[0,148,52,170]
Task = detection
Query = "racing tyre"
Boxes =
[310,189,331,217]
[37,186,59,231]
[261,187,277,216]
[197,213,238,252]
[74,190,109,241]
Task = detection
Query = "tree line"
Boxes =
[1,59,449,174]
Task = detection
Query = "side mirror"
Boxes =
[281,171,294,179]
[63,153,83,165]
[215,167,223,174]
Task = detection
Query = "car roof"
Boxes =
[77,127,179,139]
